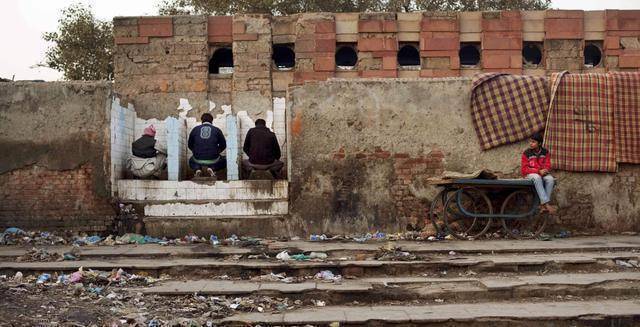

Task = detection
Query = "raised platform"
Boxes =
[116,179,290,237]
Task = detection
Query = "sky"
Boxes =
[1,0,639,81]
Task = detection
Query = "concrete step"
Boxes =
[143,215,291,238]
[219,299,640,325]
[2,236,638,259]
[2,251,637,277]
[144,199,288,217]
[117,179,288,202]
[139,272,640,304]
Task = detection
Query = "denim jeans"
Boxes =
[526,173,555,204]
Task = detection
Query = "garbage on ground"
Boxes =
[1,228,67,246]
[17,247,61,262]
[276,251,291,261]
[63,253,78,261]
[376,245,418,261]
[310,234,328,241]
[73,235,102,246]
[36,273,51,284]
[290,254,311,261]
[309,252,328,260]
[251,272,295,283]
[314,270,342,283]
[312,299,326,307]
[210,235,220,246]
[116,233,146,245]
[13,271,23,283]
[616,259,639,268]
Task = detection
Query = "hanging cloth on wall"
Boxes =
[470,73,549,150]
[543,71,617,172]
[610,72,640,164]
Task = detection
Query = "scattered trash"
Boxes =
[313,300,326,307]
[309,252,328,260]
[434,298,445,303]
[310,234,328,241]
[616,259,638,268]
[555,230,571,238]
[376,245,418,261]
[74,235,102,246]
[314,270,342,283]
[63,253,78,261]
[276,251,291,261]
[290,254,311,261]
[36,273,51,284]
[116,233,146,245]
[17,247,61,262]
[251,272,295,283]
[210,235,220,246]
[13,271,23,283]
[448,251,456,256]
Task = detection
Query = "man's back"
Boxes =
[188,123,226,160]
[243,126,281,165]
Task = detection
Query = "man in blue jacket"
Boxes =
[188,113,227,177]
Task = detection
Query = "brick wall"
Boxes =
[0,165,114,232]
[0,82,115,233]
[113,10,640,120]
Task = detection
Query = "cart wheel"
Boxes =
[428,190,449,235]
[443,188,493,240]
[500,190,547,239]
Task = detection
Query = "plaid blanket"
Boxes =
[610,72,640,164]
[471,73,549,150]
[544,72,617,172]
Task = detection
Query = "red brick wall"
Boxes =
[332,147,445,228]
[0,165,114,232]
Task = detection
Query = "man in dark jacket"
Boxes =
[127,125,166,179]
[188,113,227,177]
[242,119,284,179]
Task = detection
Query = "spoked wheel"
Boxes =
[443,188,493,240]
[500,190,547,239]
[428,189,449,235]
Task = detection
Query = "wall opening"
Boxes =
[584,42,602,68]
[397,43,420,68]
[522,42,543,67]
[272,44,295,70]
[209,47,234,74]
[459,43,481,67]
[335,43,358,69]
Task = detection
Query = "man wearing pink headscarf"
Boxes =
[126,124,167,179]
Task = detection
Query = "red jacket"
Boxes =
[521,147,551,177]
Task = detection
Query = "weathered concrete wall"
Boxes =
[0,82,115,232]
[287,78,640,235]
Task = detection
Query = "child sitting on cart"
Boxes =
[521,132,557,214]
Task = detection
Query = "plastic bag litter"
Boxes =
[63,253,78,261]
[36,273,51,284]
[290,254,311,261]
[210,235,220,246]
[276,251,290,261]
[69,268,84,283]
[74,235,102,246]
[143,235,165,244]
[309,252,328,260]
[309,234,327,241]
[116,233,146,245]
[314,270,342,282]
[13,271,23,283]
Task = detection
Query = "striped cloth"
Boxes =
[471,73,549,150]
[610,72,640,164]
[544,72,617,172]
